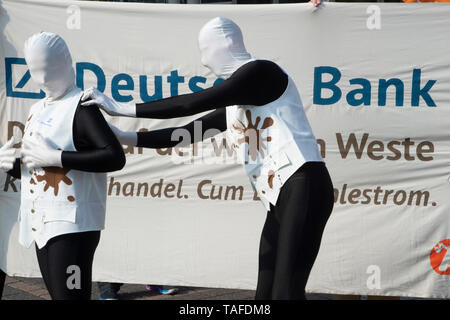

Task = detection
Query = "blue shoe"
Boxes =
[146,285,178,295]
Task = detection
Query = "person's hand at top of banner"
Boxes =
[403,0,450,2]
[81,87,137,118]
[310,0,322,7]
[0,138,17,172]
[21,133,62,169]
[107,123,138,147]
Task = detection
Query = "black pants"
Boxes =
[255,162,334,300]
[0,269,5,299]
[35,231,100,300]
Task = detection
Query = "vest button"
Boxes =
[30,190,34,194]
[31,209,35,213]
[29,170,33,175]
[32,228,36,232]
[30,132,33,136]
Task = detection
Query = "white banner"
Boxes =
[1,0,449,298]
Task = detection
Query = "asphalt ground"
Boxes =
[2,275,334,300]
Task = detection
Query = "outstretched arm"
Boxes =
[137,108,226,148]
[81,60,288,119]
[134,60,287,119]
[110,108,227,149]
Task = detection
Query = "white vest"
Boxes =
[19,87,107,249]
[226,67,323,210]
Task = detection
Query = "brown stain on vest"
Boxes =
[268,170,275,189]
[232,110,274,161]
[34,167,72,196]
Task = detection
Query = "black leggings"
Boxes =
[255,162,334,300]
[35,231,100,300]
[0,269,5,299]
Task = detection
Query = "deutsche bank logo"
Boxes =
[5,57,45,99]
[4,57,223,102]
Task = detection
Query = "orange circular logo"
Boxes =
[430,239,450,275]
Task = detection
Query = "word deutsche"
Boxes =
[5,57,223,101]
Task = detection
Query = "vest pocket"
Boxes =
[39,204,77,224]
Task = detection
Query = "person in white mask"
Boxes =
[6,32,125,300]
[81,16,334,300]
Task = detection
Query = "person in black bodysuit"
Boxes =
[83,58,334,300]
[8,101,125,300]
[13,32,128,300]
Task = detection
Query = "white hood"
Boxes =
[24,32,76,101]
[198,17,253,79]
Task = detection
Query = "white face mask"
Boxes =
[24,32,76,101]
[198,17,252,79]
